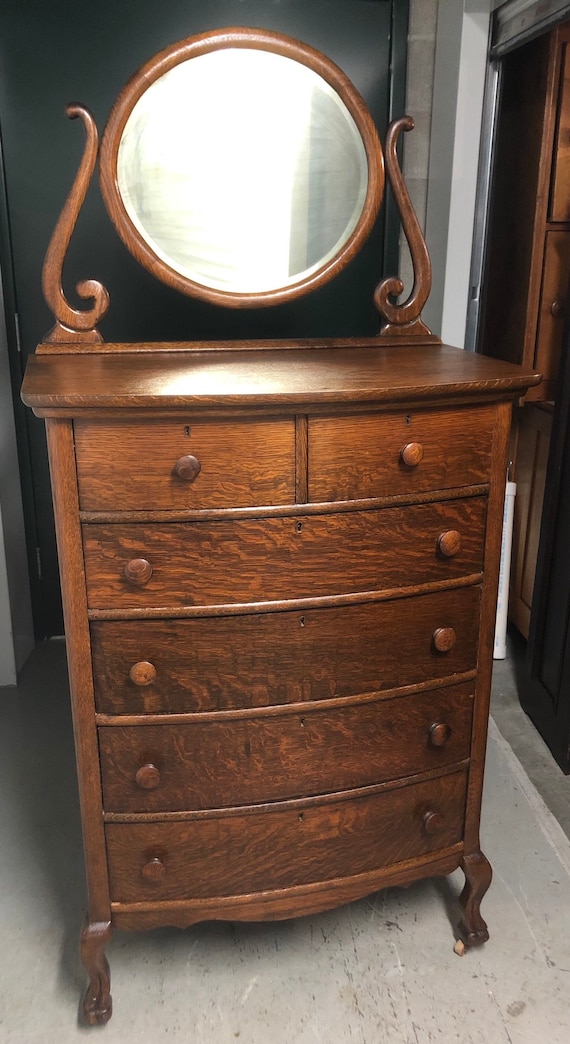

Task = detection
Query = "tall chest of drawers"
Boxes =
[22,342,539,1022]
[19,23,541,1023]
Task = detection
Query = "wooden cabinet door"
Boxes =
[551,42,570,221]
[509,404,553,638]
[535,231,570,397]
[520,294,570,773]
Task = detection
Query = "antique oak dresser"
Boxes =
[21,27,540,1024]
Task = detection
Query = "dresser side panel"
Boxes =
[45,418,110,921]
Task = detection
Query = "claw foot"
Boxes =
[80,918,113,1024]
[457,850,492,949]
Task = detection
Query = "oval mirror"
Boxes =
[99,28,384,307]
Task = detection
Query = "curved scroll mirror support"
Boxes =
[98,28,385,308]
[42,105,110,343]
[374,117,435,339]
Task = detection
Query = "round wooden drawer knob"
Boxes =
[422,810,445,835]
[141,857,167,883]
[437,530,462,558]
[429,722,452,748]
[400,442,424,467]
[174,454,201,482]
[124,558,153,586]
[129,661,157,686]
[432,627,456,653]
[550,299,565,319]
[135,763,161,790]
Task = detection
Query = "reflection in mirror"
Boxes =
[117,48,368,294]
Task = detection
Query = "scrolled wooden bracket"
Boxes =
[42,104,109,343]
[374,116,435,340]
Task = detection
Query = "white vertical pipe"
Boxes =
[494,479,517,659]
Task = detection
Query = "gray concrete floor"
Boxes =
[1,636,570,1042]
[490,630,570,842]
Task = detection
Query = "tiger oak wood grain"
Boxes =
[91,585,480,715]
[109,846,464,930]
[98,681,473,813]
[105,770,468,903]
[308,405,494,501]
[74,417,296,510]
[82,497,487,609]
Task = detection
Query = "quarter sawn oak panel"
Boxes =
[83,497,487,609]
[98,682,474,812]
[91,585,481,714]
[75,417,296,510]
[105,770,468,903]
[308,406,494,501]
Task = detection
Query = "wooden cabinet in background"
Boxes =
[481,24,570,402]
[508,404,553,638]
[480,22,570,634]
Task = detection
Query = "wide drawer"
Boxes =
[308,405,495,502]
[74,417,296,510]
[99,681,473,813]
[105,769,467,903]
[92,585,481,715]
[83,496,487,609]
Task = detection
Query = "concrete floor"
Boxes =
[1,635,570,1042]
[490,631,570,841]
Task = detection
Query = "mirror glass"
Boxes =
[116,48,369,294]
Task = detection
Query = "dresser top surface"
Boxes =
[21,341,540,414]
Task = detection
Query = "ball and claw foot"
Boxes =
[80,918,113,1025]
[454,849,492,954]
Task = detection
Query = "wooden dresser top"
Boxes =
[22,341,541,415]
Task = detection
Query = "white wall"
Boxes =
[423,1,494,346]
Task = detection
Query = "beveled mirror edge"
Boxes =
[98,26,385,308]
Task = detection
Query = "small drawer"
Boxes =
[98,681,473,812]
[92,585,481,715]
[308,406,495,502]
[83,496,487,609]
[105,769,467,903]
[74,417,296,510]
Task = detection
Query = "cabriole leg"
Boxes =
[456,849,492,950]
[80,917,113,1025]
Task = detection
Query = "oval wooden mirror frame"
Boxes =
[98,26,385,309]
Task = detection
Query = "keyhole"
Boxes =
[298,812,305,822]
[300,616,306,628]
[296,521,303,533]
[184,425,191,437]
[405,414,411,425]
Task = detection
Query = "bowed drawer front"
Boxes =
[105,769,469,905]
[98,681,474,812]
[90,584,481,715]
[82,497,487,609]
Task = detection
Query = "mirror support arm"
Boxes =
[374,117,435,339]
[42,104,109,343]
